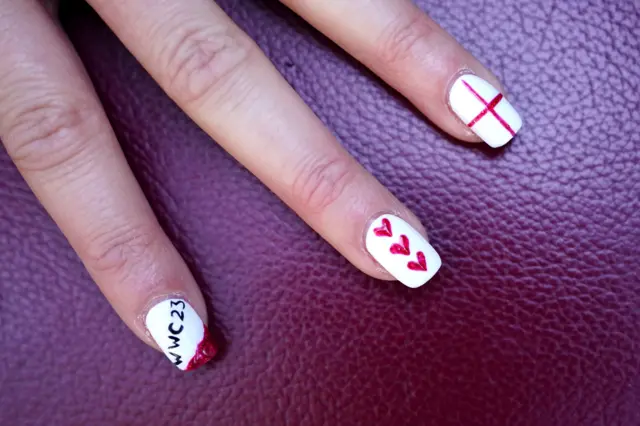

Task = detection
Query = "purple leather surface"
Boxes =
[1,0,639,425]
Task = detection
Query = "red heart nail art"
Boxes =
[390,235,410,256]
[407,252,427,271]
[373,218,393,237]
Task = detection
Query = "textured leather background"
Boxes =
[1,0,639,425]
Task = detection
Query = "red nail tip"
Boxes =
[185,325,218,371]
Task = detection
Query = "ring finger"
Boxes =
[0,0,216,371]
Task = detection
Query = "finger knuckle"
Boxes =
[291,155,356,214]
[376,12,435,67]
[5,98,99,173]
[84,223,160,278]
[159,23,256,107]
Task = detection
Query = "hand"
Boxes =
[0,0,522,370]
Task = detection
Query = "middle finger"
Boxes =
[88,0,442,288]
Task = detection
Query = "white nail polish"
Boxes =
[449,74,523,148]
[145,299,217,371]
[365,214,442,288]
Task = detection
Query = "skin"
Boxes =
[0,0,504,353]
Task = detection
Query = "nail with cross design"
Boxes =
[449,74,523,148]
[145,298,217,371]
[365,214,442,288]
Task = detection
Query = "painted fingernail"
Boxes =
[365,214,442,288]
[449,74,523,148]
[145,298,217,371]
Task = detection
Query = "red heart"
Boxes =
[408,252,427,271]
[373,218,393,237]
[390,235,410,256]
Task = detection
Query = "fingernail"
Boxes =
[145,298,217,371]
[449,74,523,148]
[365,214,442,288]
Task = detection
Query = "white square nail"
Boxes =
[145,299,217,371]
[365,214,442,288]
[449,74,523,148]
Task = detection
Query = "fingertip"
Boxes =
[362,212,442,288]
[448,72,523,148]
[143,296,218,371]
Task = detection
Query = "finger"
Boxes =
[40,0,59,16]
[0,0,216,370]
[281,0,523,148]
[88,0,442,288]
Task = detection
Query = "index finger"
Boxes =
[282,0,523,148]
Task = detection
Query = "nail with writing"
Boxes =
[145,299,217,371]
[449,74,523,148]
[365,214,442,288]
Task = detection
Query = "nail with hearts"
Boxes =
[366,214,442,288]
[145,298,217,371]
